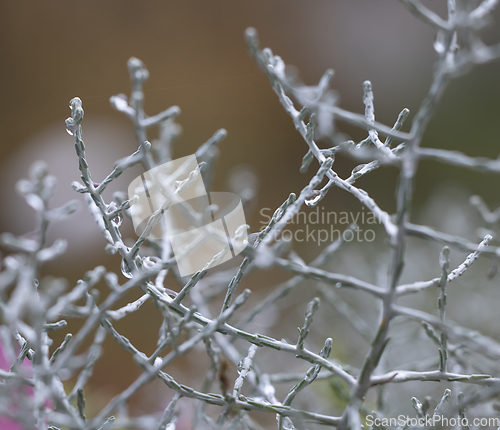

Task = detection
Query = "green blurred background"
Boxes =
[1,0,500,424]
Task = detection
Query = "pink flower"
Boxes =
[0,342,34,430]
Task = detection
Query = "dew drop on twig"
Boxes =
[112,213,124,227]
[121,258,133,279]
[305,190,321,207]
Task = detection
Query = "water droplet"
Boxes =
[121,259,133,279]
[112,213,123,227]
[246,232,260,247]
[305,190,322,207]
[434,38,445,54]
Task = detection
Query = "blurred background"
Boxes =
[1,0,500,426]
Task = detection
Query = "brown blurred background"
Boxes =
[1,0,500,423]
